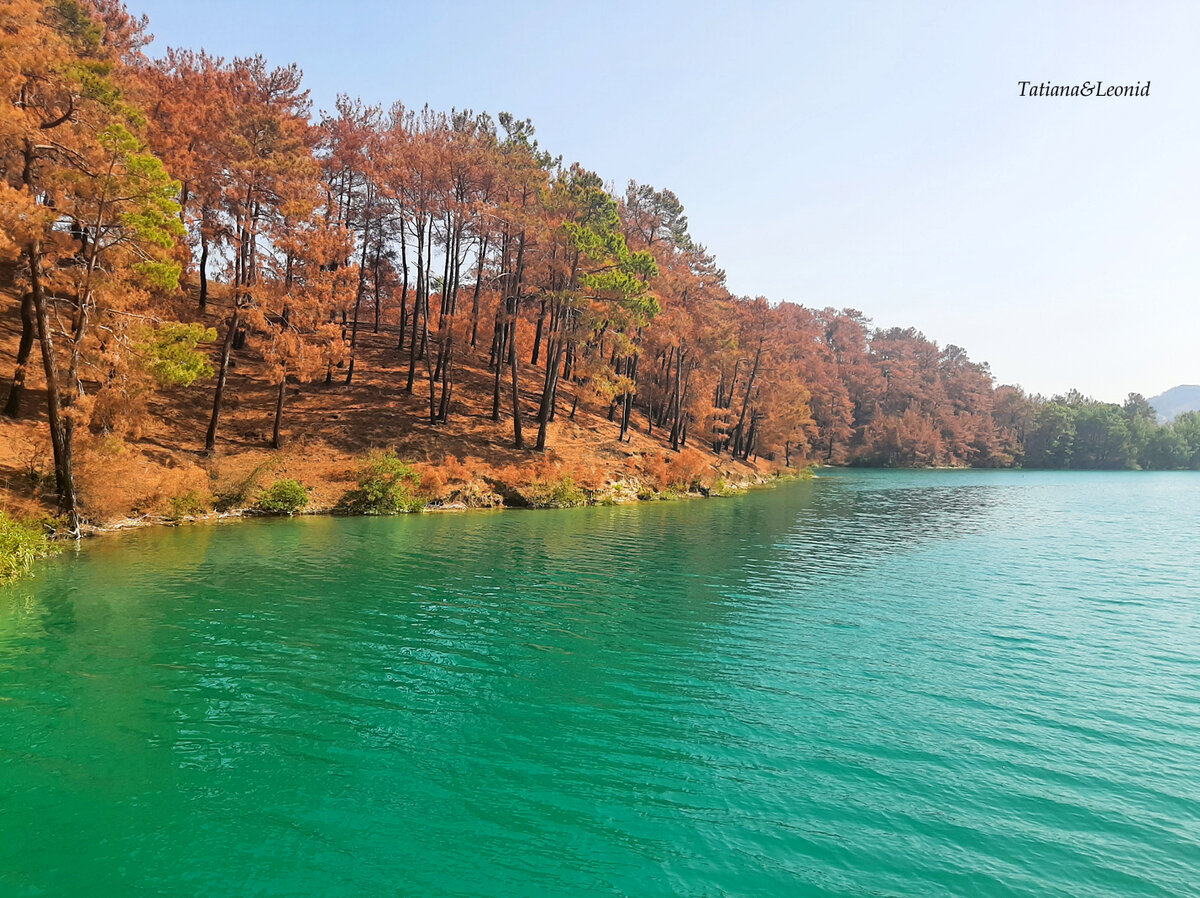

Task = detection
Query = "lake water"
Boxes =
[1,470,1198,896]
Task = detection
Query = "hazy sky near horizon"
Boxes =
[131,0,1198,402]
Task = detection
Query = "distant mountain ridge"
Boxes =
[1149,385,1200,423]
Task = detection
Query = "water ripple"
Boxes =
[1,470,1199,896]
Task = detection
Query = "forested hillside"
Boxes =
[2,1,1196,534]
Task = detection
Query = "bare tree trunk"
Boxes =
[509,310,524,450]
[491,318,506,422]
[730,341,762,458]
[535,333,565,451]
[345,216,372,385]
[419,232,433,360]
[198,227,209,310]
[205,306,240,453]
[508,231,527,449]
[372,243,383,334]
[531,298,546,366]
[470,234,488,349]
[29,245,79,535]
[271,377,287,449]
[4,291,35,418]
[669,349,685,451]
[620,353,638,442]
[405,217,425,393]
[435,224,463,423]
[425,313,437,425]
[609,356,622,423]
[397,215,409,351]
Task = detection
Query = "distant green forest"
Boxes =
[1017,392,1200,471]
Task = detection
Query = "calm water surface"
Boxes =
[1,470,1199,896]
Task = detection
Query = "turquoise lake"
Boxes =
[1,469,1198,896]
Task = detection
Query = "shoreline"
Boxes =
[73,465,811,539]
[2,461,807,584]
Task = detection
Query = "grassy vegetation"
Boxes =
[776,464,818,481]
[0,513,58,584]
[256,479,309,515]
[214,457,278,512]
[169,489,213,519]
[519,475,587,509]
[707,477,742,497]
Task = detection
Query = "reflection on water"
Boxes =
[1,470,1199,897]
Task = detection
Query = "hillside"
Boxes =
[0,284,779,530]
[1149,385,1200,423]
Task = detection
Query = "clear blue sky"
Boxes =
[132,0,1199,402]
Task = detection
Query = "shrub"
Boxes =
[256,479,309,515]
[0,513,58,584]
[337,451,426,514]
[416,455,500,508]
[645,448,715,493]
[23,442,52,493]
[169,489,213,519]
[521,475,587,509]
[445,481,504,509]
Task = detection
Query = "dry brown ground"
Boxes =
[0,283,781,529]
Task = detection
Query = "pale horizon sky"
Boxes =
[131,0,1199,403]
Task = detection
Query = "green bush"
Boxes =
[169,489,213,519]
[0,513,58,584]
[337,452,426,514]
[256,479,309,515]
[521,475,587,509]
